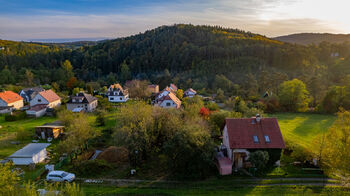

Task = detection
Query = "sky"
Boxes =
[0,0,349,41]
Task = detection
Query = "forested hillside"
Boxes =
[2,24,350,112]
[274,33,350,45]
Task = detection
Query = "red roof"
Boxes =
[0,91,23,104]
[39,90,60,103]
[225,118,285,149]
[170,83,178,91]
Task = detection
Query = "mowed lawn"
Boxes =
[0,115,58,158]
[82,185,350,196]
[268,113,336,151]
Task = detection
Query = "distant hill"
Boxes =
[274,33,350,45]
[2,24,350,95]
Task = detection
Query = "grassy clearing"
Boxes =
[268,113,336,151]
[81,184,350,196]
[0,115,58,158]
[0,115,58,133]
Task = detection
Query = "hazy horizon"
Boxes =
[1,0,349,40]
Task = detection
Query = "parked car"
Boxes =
[46,170,75,182]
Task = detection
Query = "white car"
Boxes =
[46,171,75,182]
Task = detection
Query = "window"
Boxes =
[38,99,41,102]
[166,102,171,106]
[264,135,271,143]
[253,135,259,143]
[110,97,114,100]
[120,97,122,100]
[61,172,68,177]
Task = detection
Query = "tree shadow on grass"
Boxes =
[292,115,335,137]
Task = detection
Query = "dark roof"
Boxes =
[108,88,127,96]
[21,87,44,100]
[67,92,98,104]
[27,104,48,112]
[225,118,285,149]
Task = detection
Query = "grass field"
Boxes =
[0,115,58,158]
[269,113,336,152]
[81,185,350,196]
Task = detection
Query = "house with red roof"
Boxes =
[222,115,285,169]
[30,89,61,108]
[169,83,178,92]
[155,92,181,109]
[184,88,197,98]
[0,91,24,110]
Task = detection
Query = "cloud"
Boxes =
[0,0,347,40]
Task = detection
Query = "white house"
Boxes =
[156,92,181,109]
[108,88,129,103]
[8,143,51,165]
[30,89,61,108]
[184,88,197,98]
[0,91,24,110]
[19,87,44,103]
[107,83,123,92]
[66,92,98,112]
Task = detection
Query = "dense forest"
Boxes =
[1,24,350,113]
[275,33,350,45]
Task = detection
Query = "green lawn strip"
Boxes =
[267,113,336,152]
[0,116,58,133]
[81,184,350,196]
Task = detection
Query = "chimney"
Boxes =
[256,114,261,123]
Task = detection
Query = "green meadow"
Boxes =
[269,113,336,151]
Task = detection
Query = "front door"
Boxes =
[234,152,245,168]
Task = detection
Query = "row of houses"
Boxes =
[0,82,197,115]
[0,88,99,117]
[106,83,197,109]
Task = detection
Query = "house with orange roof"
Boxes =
[107,83,123,92]
[0,91,24,110]
[30,89,61,108]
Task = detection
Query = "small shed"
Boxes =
[8,143,50,165]
[26,104,47,117]
[35,122,64,139]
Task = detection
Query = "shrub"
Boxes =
[95,109,106,126]
[4,111,26,122]
[249,151,269,171]
[16,127,31,141]
[72,160,113,177]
